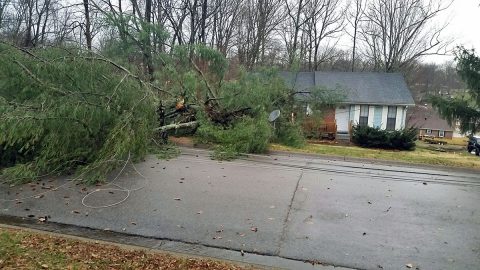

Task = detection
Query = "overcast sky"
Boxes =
[423,0,480,63]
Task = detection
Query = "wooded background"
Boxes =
[0,0,466,100]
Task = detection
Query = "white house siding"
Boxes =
[349,105,355,124]
[337,105,408,132]
[373,106,383,128]
[402,106,407,129]
[368,106,375,126]
[381,106,388,129]
[353,105,360,124]
[395,106,404,130]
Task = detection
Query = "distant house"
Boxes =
[406,105,456,139]
[280,71,415,139]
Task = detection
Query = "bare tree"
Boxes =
[0,0,11,30]
[304,0,345,70]
[359,0,452,72]
[82,0,92,50]
[347,0,366,71]
[236,0,282,68]
[209,0,241,55]
[281,0,309,67]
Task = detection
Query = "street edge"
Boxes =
[0,215,356,270]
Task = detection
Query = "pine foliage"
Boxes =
[431,47,480,135]
[0,44,158,184]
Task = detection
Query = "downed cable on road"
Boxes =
[1,152,147,210]
[81,152,146,209]
[0,158,129,203]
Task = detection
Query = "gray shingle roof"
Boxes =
[280,71,415,106]
[406,105,454,131]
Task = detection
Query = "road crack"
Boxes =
[275,163,306,256]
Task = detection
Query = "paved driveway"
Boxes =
[1,147,479,269]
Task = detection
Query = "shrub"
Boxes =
[352,125,417,150]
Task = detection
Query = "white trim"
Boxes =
[439,130,445,137]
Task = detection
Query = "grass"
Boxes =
[443,137,468,146]
[0,227,256,270]
[169,136,480,169]
[270,140,480,169]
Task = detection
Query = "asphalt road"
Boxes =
[1,147,479,270]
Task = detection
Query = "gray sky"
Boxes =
[424,0,480,63]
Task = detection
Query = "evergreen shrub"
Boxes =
[352,125,417,150]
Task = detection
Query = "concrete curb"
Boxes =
[0,215,356,270]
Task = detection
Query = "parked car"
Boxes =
[467,136,480,156]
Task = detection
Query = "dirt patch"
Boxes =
[170,136,195,147]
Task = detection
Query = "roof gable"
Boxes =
[280,71,415,106]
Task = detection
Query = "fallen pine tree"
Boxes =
[0,43,159,184]
[1,43,342,184]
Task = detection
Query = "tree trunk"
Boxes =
[144,0,154,80]
[200,0,207,44]
[24,0,34,47]
[83,0,92,50]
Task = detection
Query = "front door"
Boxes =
[335,105,349,132]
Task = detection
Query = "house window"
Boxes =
[359,105,369,126]
[439,130,445,137]
[386,106,397,130]
[426,129,432,134]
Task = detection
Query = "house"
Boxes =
[406,105,456,139]
[280,71,416,140]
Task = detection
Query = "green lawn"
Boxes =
[270,141,480,169]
